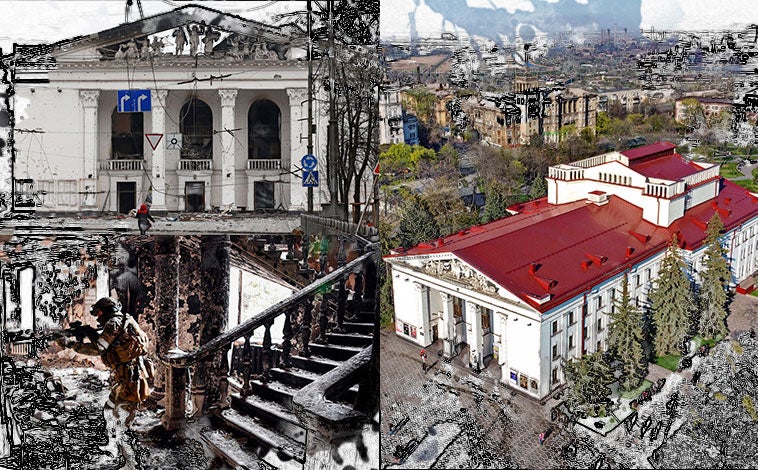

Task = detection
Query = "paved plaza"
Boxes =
[380,329,574,469]
[380,292,758,469]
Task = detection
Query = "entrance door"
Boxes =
[432,324,438,342]
[254,181,274,210]
[116,182,136,214]
[185,182,205,211]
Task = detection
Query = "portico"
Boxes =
[11,5,328,214]
[387,255,545,398]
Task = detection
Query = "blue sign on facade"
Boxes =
[117,89,152,113]
[302,170,319,187]
[301,154,317,171]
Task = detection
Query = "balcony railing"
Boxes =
[683,165,720,187]
[179,159,213,171]
[99,159,144,171]
[548,164,584,181]
[644,179,685,198]
[247,159,282,171]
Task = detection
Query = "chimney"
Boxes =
[625,246,634,258]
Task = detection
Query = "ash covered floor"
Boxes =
[0,358,229,470]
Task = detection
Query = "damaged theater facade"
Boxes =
[7,4,324,213]
[385,142,758,400]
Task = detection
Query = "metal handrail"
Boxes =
[163,251,373,368]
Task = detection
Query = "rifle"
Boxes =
[46,321,101,344]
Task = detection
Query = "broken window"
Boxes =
[453,297,463,320]
[180,99,213,159]
[253,181,274,210]
[111,108,144,159]
[248,99,281,159]
[481,308,491,331]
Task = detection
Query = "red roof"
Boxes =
[621,141,676,162]
[387,178,758,313]
[630,153,704,180]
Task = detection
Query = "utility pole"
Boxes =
[306,0,314,214]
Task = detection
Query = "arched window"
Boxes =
[111,108,144,159]
[180,99,213,159]
[248,100,281,159]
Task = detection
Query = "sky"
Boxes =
[1,0,756,50]
[0,0,307,52]
[379,0,758,40]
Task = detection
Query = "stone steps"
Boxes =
[307,343,364,361]
[325,332,374,347]
[197,426,268,470]
[342,321,374,335]
[213,408,306,465]
[230,392,307,444]
[289,354,341,374]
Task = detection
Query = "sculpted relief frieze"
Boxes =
[421,259,500,296]
[100,24,290,61]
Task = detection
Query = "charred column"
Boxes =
[194,235,231,412]
[154,236,179,394]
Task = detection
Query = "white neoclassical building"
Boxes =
[385,141,758,400]
[8,5,328,213]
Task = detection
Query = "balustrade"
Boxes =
[161,250,376,430]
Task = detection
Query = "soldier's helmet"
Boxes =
[90,297,121,316]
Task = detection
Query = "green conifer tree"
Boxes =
[396,195,441,249]
[481,181,510,223]
[697,213,730,340]
[562,352,614,415]
[649,234,694,356]
[608,275,647,391]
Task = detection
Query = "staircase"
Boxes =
[163,250,379,470]
[200,318,375,469]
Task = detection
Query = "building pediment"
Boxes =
[389,255,505,299]
[12,4,305,66]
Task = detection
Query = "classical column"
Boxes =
[287,88,308,211]
[414,283,430,345]
[496,312,508,381]
[218,89,238,208]
[79,90,100,208]
[439,292,455,358]
[194,235,231,412]
[150,89,169,211]
[467,302,483,370]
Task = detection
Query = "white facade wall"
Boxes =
[14,60,327,213]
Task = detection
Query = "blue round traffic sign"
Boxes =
[301,154,317,171]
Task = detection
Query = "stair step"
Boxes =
[198,426,265,470]
[216,408,306,464]
[326,332,373,347]
[349,312,376,323]
[308,343,364,361]
[342,321,374,335]
[249,379,300,409]
[231,393,306,444]
[269,367,320,389]
[289,355,341,374]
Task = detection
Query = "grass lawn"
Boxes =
[750,289,758,298]
[721,162,743,179]
[619,379,653,399]
[732,179,758,192]
[655,354,681,372]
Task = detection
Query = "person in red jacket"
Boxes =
[136,204,154,235]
